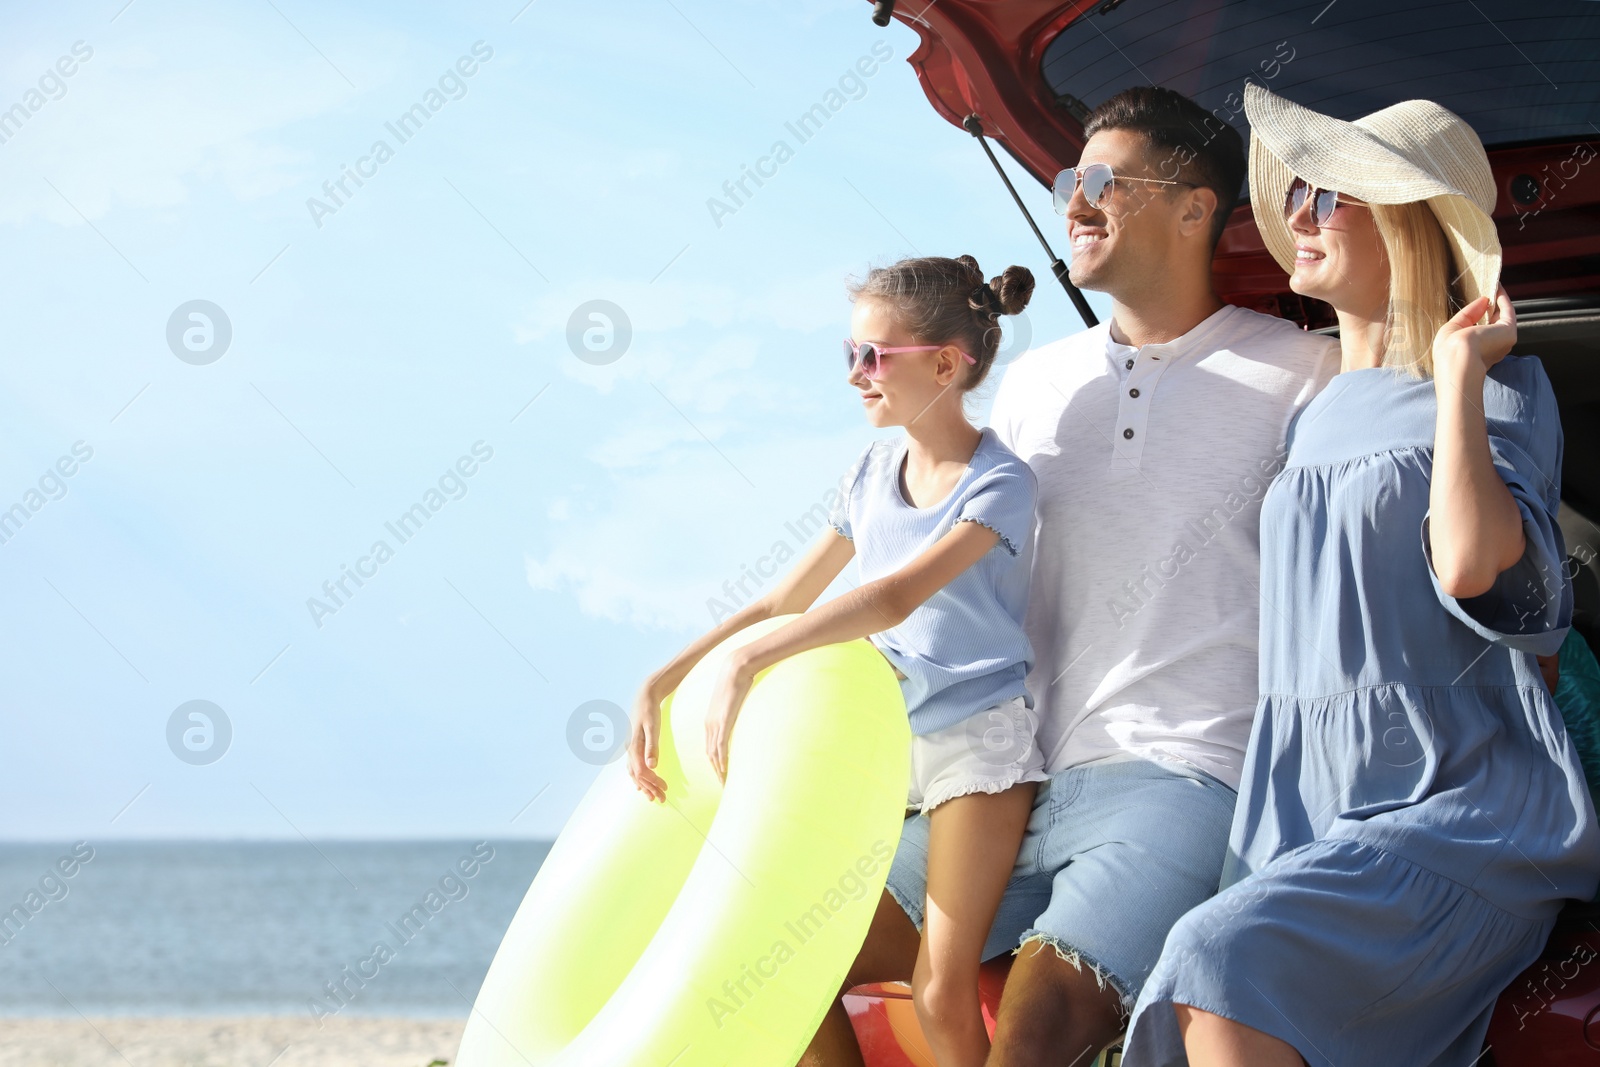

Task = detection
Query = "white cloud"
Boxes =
[513,270,853,422]
[525,428,865,632]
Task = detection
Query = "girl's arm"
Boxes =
[627,527,856,801]
[1428,287,1527,598]
[704,519,1003,781]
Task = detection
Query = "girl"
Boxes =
[1121,83,1600,1066]
[626,254,1044,1066]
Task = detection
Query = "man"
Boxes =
[800,86,1340,1065]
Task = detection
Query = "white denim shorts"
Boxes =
[906,694,1050,815]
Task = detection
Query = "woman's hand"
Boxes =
[1432,284,1517,385]
[627,683,669,803]
[704,658,757,785]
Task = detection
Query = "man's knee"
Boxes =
[1015,934,1134,1016]
[990,936,1129,1063]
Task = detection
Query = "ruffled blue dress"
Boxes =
[1122,355,1600,1066]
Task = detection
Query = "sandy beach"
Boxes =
[0,1016,468,1067]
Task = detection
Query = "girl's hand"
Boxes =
[627,684,669,803]
[704,660,756,785]
[1433,284,1517,384]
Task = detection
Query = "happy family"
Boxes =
[626,81,1600,1067]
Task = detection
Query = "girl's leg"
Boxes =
[912,781,1036,1067]
[1174,1004,1308,1067]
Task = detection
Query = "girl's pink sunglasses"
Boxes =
[843,339,975,380]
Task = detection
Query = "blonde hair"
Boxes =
[1368,201,1467,378]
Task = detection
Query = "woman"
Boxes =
[1120,82,1600,1066]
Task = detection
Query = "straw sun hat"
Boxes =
[1242,80,1502,309]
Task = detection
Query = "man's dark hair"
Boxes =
[1081,85,1246,250]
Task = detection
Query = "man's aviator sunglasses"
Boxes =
[844,339,975,380]
[1051,163,1198,215]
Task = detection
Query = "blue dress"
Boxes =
[1122,356,1600,1067]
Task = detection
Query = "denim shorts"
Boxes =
[906,695,1050,815]
[884,756,1237,1013]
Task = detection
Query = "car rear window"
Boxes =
[1040,0,1598,148]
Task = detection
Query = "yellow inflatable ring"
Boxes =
[456,614,911,1066]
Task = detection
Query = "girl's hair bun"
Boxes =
[988,264,1035,317]
[957,256,1033,319]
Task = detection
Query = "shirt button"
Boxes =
[1124,358,1134,370]
[1129,387,1140,398]
[1123,428,1135,439]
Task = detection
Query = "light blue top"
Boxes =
[827,426,1038,736]
[1227,354,1600,912]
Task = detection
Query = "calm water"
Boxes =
[0,840,551,1018]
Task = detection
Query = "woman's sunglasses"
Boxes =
[1051,162,1198,215]
[844,339,975,380]
[1283,176,1369,226]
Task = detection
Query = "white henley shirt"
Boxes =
[988,302,1340,789]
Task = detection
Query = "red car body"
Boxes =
[842,2,1600,1063]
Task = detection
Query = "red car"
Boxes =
[840,1,1600,1063]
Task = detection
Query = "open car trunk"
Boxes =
[888,0,1600,641]
[842,3,1600,1064]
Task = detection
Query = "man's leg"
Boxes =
[988,936,1126,1066]
[797,888,920,1067]
[985,940,1126,1067]
[984,759,1239,1067]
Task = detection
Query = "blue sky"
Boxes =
[2,0,1111,840]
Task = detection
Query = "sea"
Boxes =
[0,840,552,1018]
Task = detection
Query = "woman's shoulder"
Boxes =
[1483,353,1557,420]
[1479,354,1562,480]
[1488,351,1552,384]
